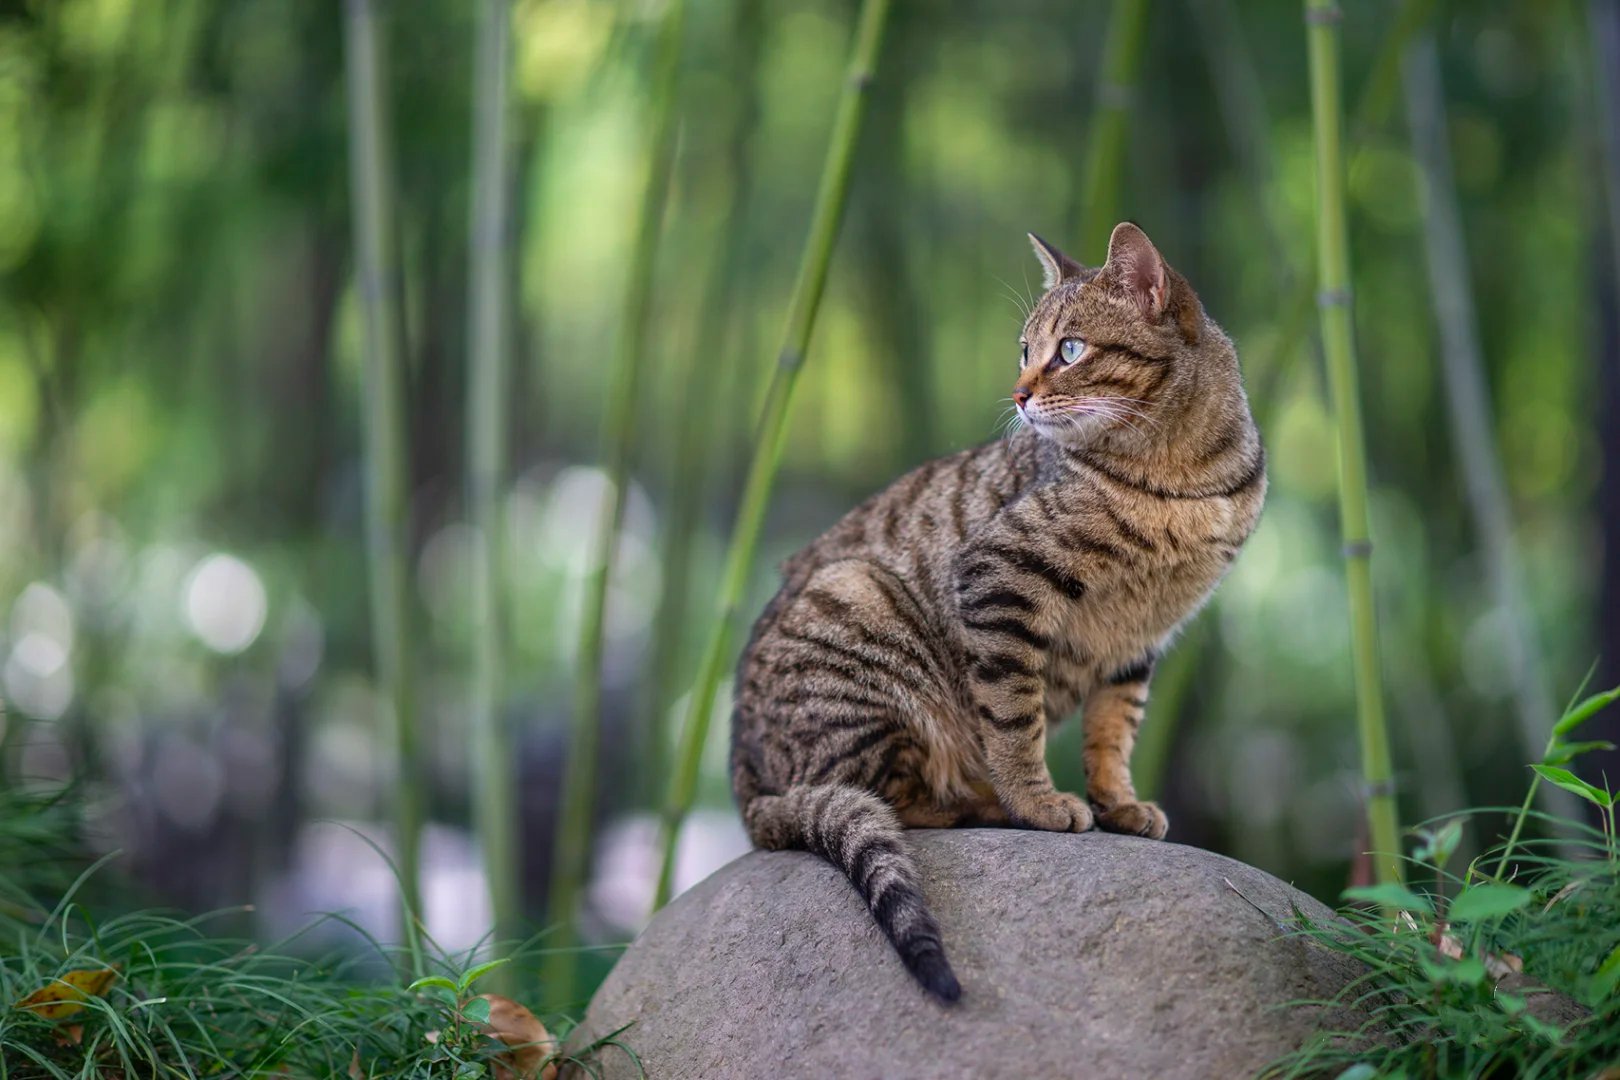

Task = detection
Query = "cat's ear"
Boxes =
[1028,233,1084,289]
[1103,222,1170,319]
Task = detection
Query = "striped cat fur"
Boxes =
[729,223,1266,1001]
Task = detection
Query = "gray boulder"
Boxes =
[566,829,1362,1079]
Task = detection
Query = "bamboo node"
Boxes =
[1363,778,1398,798]
[1341,539,1373,559]
[1303,4,1342,26]
[1316,287,1352,308]
[778,347,805,370]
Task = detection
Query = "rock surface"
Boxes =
[565,830,1362,1079]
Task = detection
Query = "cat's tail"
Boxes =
[742,784,961,1003]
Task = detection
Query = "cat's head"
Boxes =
[1012,222,1228,448]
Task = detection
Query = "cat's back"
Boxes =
[775,435,1033,602]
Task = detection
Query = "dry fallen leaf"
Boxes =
[1432,923,1522,979]
[13,967,119,1019]
[476,994,558,1080]
[53,1023,84,1048]
[348,1046,365,1080]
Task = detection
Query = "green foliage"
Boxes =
[0,799,639,1079]
[1271,700,1620,1079]
[0,872,627,1080]
[0,0,1617,1014]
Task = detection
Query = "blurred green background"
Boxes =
[1,0,1618,1004]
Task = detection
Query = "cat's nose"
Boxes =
[1013,387,1033,409]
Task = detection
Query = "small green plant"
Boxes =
[1272,686,1620,1079]
[405,960,528,1078]
[0,805,640,1079]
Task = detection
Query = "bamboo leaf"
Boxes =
[1542,739,1616,766]
[1551,686,1620,736]
[1446,883,1530,923]
[1590,942,1620,1003]
[1343,883,1432,915]
[1530,765,1613,808]
[1413,819,1462,869]
[458,959,509,994]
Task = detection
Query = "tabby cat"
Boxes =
[729,222,1266,1002]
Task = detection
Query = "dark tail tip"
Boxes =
[904,941,962,1004]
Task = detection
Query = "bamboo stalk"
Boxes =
[466,0,518,977]
[1304,0,1403,886]
[342,0,424,963]
[1257,0,1439,384]
[1589,0,1620,797]
[653,0,893,910]
[547,0,687,998]
[1078,0,1150,261]
[1401,31,1574,820]
[645,0,765,791]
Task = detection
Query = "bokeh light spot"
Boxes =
[182,553,268,655]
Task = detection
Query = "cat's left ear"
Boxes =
[1103,222,1170,320]
[1028,233,1084,289]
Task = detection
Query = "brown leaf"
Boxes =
[348,1046,365,1080]
[1436,925,1522,979]
[53,1023,83,1047]
[13,967,119,1020]
[476,994,558,1080]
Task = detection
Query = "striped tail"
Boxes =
[743,784,961,1003]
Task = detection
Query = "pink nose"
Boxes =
[1013,387,1032,408]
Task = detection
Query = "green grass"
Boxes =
[1270,687,1620,1079]
[0,797,640,1079]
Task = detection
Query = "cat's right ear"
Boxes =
[1028,233,1084,289]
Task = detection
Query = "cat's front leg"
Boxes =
[954,544,1092,833]
[1083,655,1169,839]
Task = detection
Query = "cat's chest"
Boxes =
[1050,499,1244,654]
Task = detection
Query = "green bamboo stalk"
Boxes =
[1401,31,1574,823]
[645,0,765,791]
[1129,617,1207,802]
[547,0,687,999]
[466,0,518,978]
[342,0,424,964]
[1304,0,1402,886]
[1077,0,1150,261]
[654,0,893,910]
[1134,0,1440,807]
[1258,0,1439,384]
[1594,0,1620,290]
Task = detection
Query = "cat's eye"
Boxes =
[1059,338,1086,365]
[1019,341,1028,368]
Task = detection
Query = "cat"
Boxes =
[729,222,1266,1003]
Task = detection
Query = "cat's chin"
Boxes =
[1026,414,1104,448]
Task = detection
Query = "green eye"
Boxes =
[1060,338,1085,364]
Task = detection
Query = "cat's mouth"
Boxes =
[1020,395,1157,442]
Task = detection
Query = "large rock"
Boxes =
[566,830,1362,1079]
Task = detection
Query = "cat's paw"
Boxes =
[1009,790,1094,833]
[1095,799,1169,839]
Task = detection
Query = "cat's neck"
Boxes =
[1029,381,1256,494]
